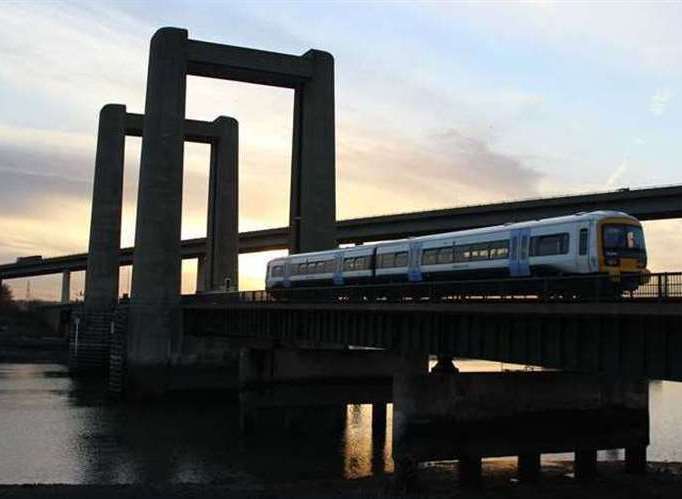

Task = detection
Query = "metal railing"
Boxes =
[182,272,682,306]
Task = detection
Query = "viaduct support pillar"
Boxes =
[60,270,71,304]
[289,50,336,253]
[128,28,188,398]
[195,256,206,293]
[206,117,238,291]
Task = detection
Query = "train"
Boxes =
[265,211,649,294]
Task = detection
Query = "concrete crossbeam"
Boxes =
[186,40,312,86]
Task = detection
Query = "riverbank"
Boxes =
[0,335,67,363]
[0,461,680,498]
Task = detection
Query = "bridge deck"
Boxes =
[180,273,682,383]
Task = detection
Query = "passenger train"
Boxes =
[265,211,649,293]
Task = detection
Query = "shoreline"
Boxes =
[0,461,681,498]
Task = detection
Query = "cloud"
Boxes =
[337,125,543,220]
[650,88,673,116]
[606,155,629,189]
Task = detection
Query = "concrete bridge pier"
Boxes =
[60,270,71,304]
[238,347,426,433]
[392,371,649,488]
[195,256,206,293]
[126,28,188,399]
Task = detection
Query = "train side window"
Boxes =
[579,229,588,255]
[355,256,367,270]
[454,246,470,262]
[530,233,570,256]
[344,258,355,271]
[379,253,395,268]
[422,249,438,265]
[491,240,510,259]
[438,248,453,264]
[394,252,408,267]
[297,263,307,274]
[468,243,488,261]
[511,237,518,260]
[520,236,528,260]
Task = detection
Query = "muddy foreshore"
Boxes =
[0,461,680,498]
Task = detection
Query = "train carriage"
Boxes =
[265,211,648,295]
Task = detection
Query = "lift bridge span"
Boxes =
[179,272,682,383]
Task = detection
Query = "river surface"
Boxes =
[0,361,680,484]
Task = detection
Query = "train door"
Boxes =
[510,228,531,277]
[408,241,423,282]
[575,223,591,273]
[333,251,344,285]
[283,262,292,288]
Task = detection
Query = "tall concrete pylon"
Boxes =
[80,102,239,373]
[128,28,336,397]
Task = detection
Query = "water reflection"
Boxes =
[0,362,681,484]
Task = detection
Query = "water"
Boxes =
[0,361,680,484]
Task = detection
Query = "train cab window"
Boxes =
[271,265,283,277]
[438,248,453,264]
[530,233,570,257]
[343,258,355,271]
[422,249,438,265]
[394,252,408,267]
[579,229,589,255]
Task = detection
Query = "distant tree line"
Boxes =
[0,283,14,311]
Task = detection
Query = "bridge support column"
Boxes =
[206,117,238,291]
[195,256,206,293]
[60,270,71,304]
[127,28,188,399]
[625,445,647,474]
[458,457,482,487]
[372,402,388,474]
[575,449,597,480]
[84,104,127,311]
[518,453,541,482]
[289,50,336,253]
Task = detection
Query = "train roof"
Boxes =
[268,210,639,263]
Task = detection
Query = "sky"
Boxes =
[1,0,681,300]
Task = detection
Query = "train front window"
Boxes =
[602,225,645,255]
